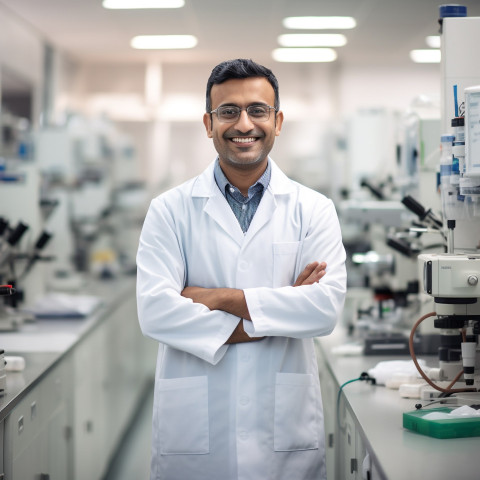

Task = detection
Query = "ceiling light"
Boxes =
[426,35,441,48]
[103,0,184,8]
[278,34,347,47]
[283,16,356,30]
[272,48,337,63]
[131,35,198,49]
[409,49,441,63]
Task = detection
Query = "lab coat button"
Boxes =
[239,396,249,406]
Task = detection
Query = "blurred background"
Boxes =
[2,0,476,197]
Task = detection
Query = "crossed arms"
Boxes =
[181,261,327,344]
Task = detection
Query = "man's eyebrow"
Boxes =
[218,102,269,107]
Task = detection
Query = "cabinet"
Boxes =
[72,322,108,480]
[1,420,4,479]
[2,285,157,480]
[72,293,155,479]
[316,343,337,480]
[316,341,380,480]
[3,358,72,480]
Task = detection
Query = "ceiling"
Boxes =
[1,0,480,68]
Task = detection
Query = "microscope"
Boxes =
[415,85,480,400]
[0,216,53,331]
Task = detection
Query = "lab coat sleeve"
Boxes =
[243,197,347,338]
[136,196,239,365]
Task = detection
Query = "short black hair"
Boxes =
[205,59,280,112]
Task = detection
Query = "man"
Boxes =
[136,58,346,480]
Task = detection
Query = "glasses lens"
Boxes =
[217,106,241,122]
[246,105,270,121]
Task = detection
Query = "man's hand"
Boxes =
[225,321,265,344]
[181,287,262,344]
[293,261,326,287]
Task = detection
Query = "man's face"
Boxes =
[203,77,283,171]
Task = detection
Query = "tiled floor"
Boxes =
[103,385,154,480]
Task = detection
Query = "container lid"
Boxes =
[451,116,465,127]
[441,134,455,142]
[439,4,467,18]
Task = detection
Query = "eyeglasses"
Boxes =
[210,104,277,123]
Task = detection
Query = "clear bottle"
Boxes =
[440,132,464,220]
[440,134,455,187]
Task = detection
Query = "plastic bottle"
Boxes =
[440,134,455,186]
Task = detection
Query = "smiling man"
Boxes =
[205,75,282,176]
[136,59,347,480]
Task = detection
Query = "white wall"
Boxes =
[338,64,440,117]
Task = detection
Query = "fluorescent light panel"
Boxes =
[283,16,356,30]
[410,49,441,63]
[278,33,346,47]
[131,35,197,49]
[426,35,441,48]
[272,48,337,63]
[103,0,184,9]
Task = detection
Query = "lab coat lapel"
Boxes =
[243,160,295,244]
[243,187,276,242]
[192,162,244,246]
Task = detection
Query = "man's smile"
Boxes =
[230,137,258,144]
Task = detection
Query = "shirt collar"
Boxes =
[214,158,271,198]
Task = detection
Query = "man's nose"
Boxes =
[234,110,255,132]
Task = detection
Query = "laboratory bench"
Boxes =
[315,327,480,480]
[0,275,157,480]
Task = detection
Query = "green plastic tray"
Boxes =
[403,407,480,439]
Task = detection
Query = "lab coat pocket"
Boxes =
[273,241,301,287]
[155,375,209,455]
[274,372,318,451]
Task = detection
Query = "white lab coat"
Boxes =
[136,159,347,480]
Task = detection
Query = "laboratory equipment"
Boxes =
[0,283,17,395]
[0,221,29,331]
[0,349,5,397]
[410,7,480,401]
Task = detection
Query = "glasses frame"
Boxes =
[209,104,278,123]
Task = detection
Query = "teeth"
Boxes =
[232,137,256,143]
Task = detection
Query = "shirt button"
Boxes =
[230,187,235,193]
[241,354,250,362]
[239,396,249,406]
[242,204,246,210]
[239,430,249,440]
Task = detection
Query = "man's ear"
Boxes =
[275,110,284,136]
[203,113,213,138]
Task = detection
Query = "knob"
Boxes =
[467,275,478,286]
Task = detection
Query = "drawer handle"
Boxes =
[18,416,24,434]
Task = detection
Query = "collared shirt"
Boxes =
[214,158,271,233]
